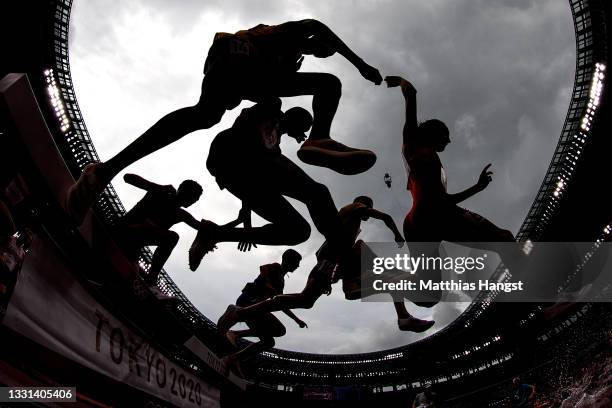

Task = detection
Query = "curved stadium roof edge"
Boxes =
[40,0,609,370]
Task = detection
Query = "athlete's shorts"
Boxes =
[404,204,513,243]
[200,47,297,113]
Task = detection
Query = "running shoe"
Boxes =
[189,219,218,271]
[297,138,376,175]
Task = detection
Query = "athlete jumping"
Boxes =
[114,174,241,285]
[67,19,382,224]
[223,249,307,371]
[189,98,348,271]
[217,196,435,335]
[385,75,518,306]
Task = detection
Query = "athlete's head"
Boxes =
[177,180,203,207]
[281,107,313,144]
[281,249,302,272]
[354,195,374,220]
[418,119,450,152]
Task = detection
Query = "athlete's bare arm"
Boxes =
[447,164,493,204]
[221,215,245,229]
[177,209,201,230]
[282,19,382,85]
[365,208,405,246]
[236,205,257,252]
[123,173,173,194]
[179,208,244,232]
[282,309,307,328]
[385,76,418,148]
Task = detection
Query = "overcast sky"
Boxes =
[68,0,575,354]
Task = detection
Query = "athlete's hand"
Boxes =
[385,76,417,96]
[477,164,493,190]
[297,320,308,329]
[384,76,402,87]
[395,234,405,248]
[237,241,257,252]
[359,63,383,85]
[238,207,251,225]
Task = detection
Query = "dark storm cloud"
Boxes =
[69,0,575,353]
[289,0,575,234]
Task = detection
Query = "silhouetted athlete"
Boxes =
[223,249,306,371]
[114,174,241,284]
[217,196,435,334]
[189,98,347,271]
[331,196,434,332]
[385,75,517,305]
[67,19,382,224]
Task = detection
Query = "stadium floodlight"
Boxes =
[43,68,72,134]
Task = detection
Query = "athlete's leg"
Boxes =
[446,209,515,244]
[67,66,238,224]
[392,298,435,333]
[226,313,286,361]
[214,189,312,246]
[269,155,347,256]
[444,208,522,273]
[118,223,179,282]
[217,265,330,333]
[226,328,252,345]
[337,239,435,332]
[188,184,312,270]
[247,72,341,140]
[99,65,240,181]
[190,155,347,269]
[102,104,226,181]
[247,72,375,175]
[240,282,323,315]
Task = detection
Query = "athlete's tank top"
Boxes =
[402,144,447,192]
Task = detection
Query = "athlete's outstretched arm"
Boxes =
[178,209,202,230]
[448,164,493,204]
[385,76,418,147]
[236,205,257,252]
[286,19,382,84]
[366,208,405,246]
[282,309,307,328]
[179,209,244,231]
[123,173,173,194]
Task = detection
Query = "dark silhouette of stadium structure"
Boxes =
[0,0,611,406]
